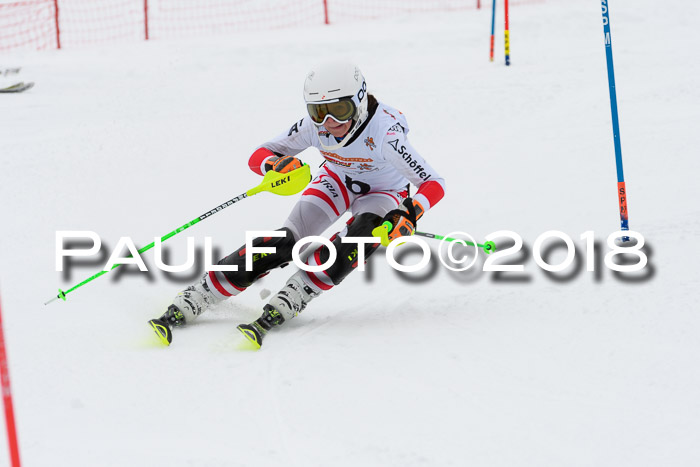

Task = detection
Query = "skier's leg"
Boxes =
[152,228,295,333]
[205,227,296,298]
[207,164,353,307]
[156,190,341,329]
[300,190,406,293]
[247,190,406,340]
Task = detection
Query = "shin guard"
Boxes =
[210,228,296,295]
[304,213,383,290]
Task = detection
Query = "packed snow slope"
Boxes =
[1,0,699,465]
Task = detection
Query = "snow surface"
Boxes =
[2,0,700,465]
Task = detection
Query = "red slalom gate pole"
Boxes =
[0,294,21,467]
[144,0,149,40]
[53,0,61,49]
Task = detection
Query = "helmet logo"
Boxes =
[356,80,366,102]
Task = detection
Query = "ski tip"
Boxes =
[148,319,172,346]
[237,324,262,350]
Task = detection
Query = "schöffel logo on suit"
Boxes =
[387,139,432,181]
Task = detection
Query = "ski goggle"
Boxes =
[306,97,356,125]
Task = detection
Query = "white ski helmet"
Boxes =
[304,61,369,150]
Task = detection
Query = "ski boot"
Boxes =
[149,276,222,346]
[237,271,320,349]
[148,305,183,346]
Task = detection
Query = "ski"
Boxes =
[0,82,34,93]
[237,323,265,349]
[149,318,265,349]
[148,318,173,346]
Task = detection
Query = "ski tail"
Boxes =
[0,82,34,93]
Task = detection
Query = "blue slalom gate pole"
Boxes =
[601,0,630,241]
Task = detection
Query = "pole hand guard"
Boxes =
[247,163,311,197]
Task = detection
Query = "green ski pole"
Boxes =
[44,164,312,305]
[415,231,496,254]
[371,221,496,254]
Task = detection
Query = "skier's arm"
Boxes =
[382,132,446,217]
[375,133,445,244]
[248,117,315,176]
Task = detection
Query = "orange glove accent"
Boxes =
[265,155,303,174]
[411,198,425,222]
[383,198,424,243]
[387,216,415,241]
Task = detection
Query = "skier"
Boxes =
[149,61,446,348]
